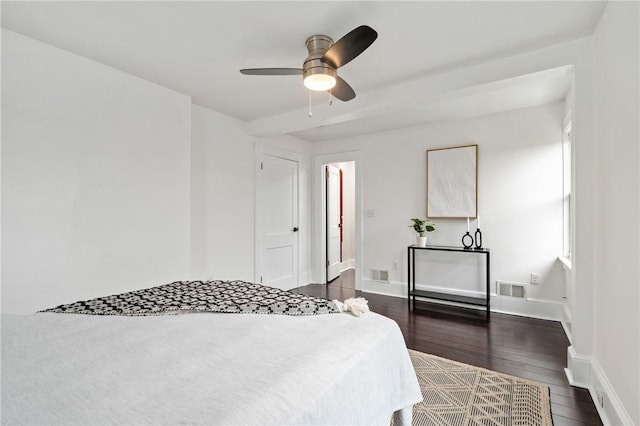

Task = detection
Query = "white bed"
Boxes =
[2,309,422,425]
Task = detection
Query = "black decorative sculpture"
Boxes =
[474,228,483,250]
[462,232,474,249]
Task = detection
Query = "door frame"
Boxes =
[325,164,342,282]
[313,151,363,290]
[254,142,306,288]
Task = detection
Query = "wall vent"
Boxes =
[497,281,526,299]
[370,269,389,282]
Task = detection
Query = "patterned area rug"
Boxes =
[406,349,553,426]
[41,280,339,316]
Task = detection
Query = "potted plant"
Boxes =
[409,218,435,247]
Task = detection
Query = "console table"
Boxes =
[407,244,491,320]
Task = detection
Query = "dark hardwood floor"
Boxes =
[292,270,602,426]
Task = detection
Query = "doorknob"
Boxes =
[292,227,299,232]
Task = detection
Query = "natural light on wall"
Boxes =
[562,121,572,259]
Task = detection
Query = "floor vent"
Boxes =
[497,281,526,299]
[371,269,389,282]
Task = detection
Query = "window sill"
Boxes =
[558,256,572,271]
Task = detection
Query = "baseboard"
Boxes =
[340,258,355,272]
[560,301,573,343]
[361,278,406,298]
[590,358,635,426]
[560,321,573,345]
[300,270,313,287]
[565,346,591,388]
[362,280,561,320]
[491,296,563,321]
[565,347,633,426]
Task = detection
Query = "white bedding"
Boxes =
[1,311,422,425]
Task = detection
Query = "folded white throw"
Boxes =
[332,297,370,317]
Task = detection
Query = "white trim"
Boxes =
[562,110,573,132]
[362,279,406,298]
[340,258,355,272]
[362,280,563,321]
[565,346,591,388]
[558,255,572,271]
[414,283,496,301]
[254,142,306,288]
[560,302,573,343]
[558,255,573,342]
[492,296,562,321]
[313,151,363,290]
[590,358,634,426]
[563,348,632,426]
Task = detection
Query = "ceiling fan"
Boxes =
[240,25,378,102]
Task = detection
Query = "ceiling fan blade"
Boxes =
[332,76,356,101]
[322,25,377,69]
[240,68,303,75]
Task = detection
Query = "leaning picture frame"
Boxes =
[427,144,478,218]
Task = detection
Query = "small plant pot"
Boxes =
[416,236,427,247]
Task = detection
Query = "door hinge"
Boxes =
[326,260,330,267]
[260,162,263,170]
[260,276,263,284]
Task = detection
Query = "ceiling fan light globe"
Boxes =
[304,74,337,91]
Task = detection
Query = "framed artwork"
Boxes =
[427,144,477,218]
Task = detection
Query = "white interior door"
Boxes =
[257,154,298,291]
[326,165,341,282]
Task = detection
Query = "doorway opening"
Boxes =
[325,162,356,283]
[314,151,362,291]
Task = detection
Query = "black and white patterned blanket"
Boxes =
[42,280,340,316]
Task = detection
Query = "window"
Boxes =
[562,121,572,259]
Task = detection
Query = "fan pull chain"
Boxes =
[329,90,333,106]
[308,92,313,117]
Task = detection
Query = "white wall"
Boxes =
[1,30,191,313]
[591,2,640,424]
[313,102,565,317]
[191,106,313,285]
[190,105,255,281]
[339,161,356,265]
[0,28,313,316]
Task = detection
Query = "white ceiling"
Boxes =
[1,1,606,142]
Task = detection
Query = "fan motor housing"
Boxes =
[303,58,337,81]
[305,34,333,57]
